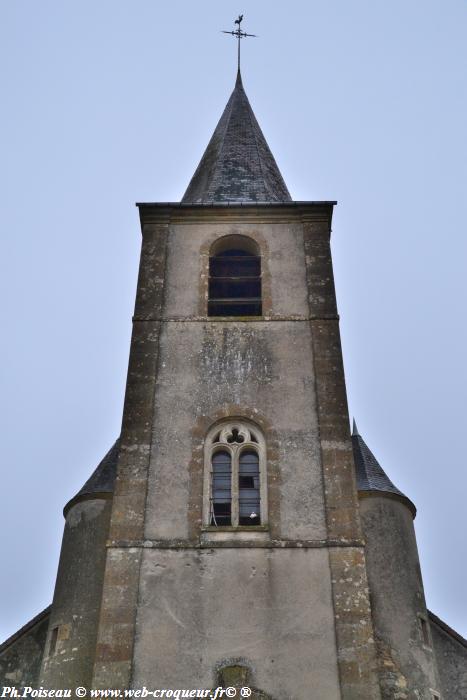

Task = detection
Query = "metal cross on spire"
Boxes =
[222,15,257,72]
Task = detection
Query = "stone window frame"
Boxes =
[203,419,268,529]
[207,234,262,318]
[46,622,70,657]
[417,612,433,650]
[48,626,59,656]
[199,231,272,318]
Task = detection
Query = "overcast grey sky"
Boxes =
[1,0,466,643]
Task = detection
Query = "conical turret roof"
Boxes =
[63,439,119,516]
[182,71,291,204]
[351,421,416,517]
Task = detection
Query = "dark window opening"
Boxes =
[227,428,244,444]
[208,247,262,317]
[239,475,255,488]
[420,616,431,647]
[211,451,232,526]
[212,501,231,525]
[49,626,59,656]
[239,451,260,525]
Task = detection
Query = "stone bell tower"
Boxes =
[89,69,382,698]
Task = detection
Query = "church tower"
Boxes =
[86,68,383,698]
[5,24,465,700]
[3,17,467,696]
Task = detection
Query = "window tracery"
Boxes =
[204,421,267,528]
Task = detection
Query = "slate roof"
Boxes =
[428,610,467,649]
[0,605,51,653]
[63,439,120,516]
[182,70,291,204]
[351,420,416,517]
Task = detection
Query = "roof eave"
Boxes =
[358,489,417,518]
[136,200,337,207]
[136,201,336,234]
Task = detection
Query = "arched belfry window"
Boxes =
[208,236,262,317]
[204,421,267,528]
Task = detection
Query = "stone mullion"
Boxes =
[92,223,169,689]
[231,446,239,527]
[303,219,382,699]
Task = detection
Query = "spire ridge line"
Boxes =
[182,66,291,204]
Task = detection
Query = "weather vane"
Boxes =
[222,15,257,72]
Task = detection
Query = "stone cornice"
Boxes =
[106,538,365,549]
[137,201,336,228]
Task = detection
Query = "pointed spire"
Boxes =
[351,427,416,517]
[182,72,291,204]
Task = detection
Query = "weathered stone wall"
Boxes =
[132,213,342,698]
[40,498,112,689]
[302,216,381,698]
[93,221,169,688]
[134,547,341,698]
[93,204,381,698]
[430,612,467,698]
[359,496,441,699]
[146,318,325,541]
[0,609,49,689]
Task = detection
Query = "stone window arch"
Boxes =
[208,235,262,317]
[215,664,273,699]
[204,420,267,527]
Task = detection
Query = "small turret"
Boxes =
[352,422,441,698]
[39,441,119,689]
[352,419,416,516]
[63,439,119,516]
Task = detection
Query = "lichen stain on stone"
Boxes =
[5,669,22,682]
[200,326,274,402]
[377,637,411,700]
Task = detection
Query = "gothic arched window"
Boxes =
[204,421,267,528]
[208,235,262,317]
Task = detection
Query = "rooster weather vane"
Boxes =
[222,15,257,71]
